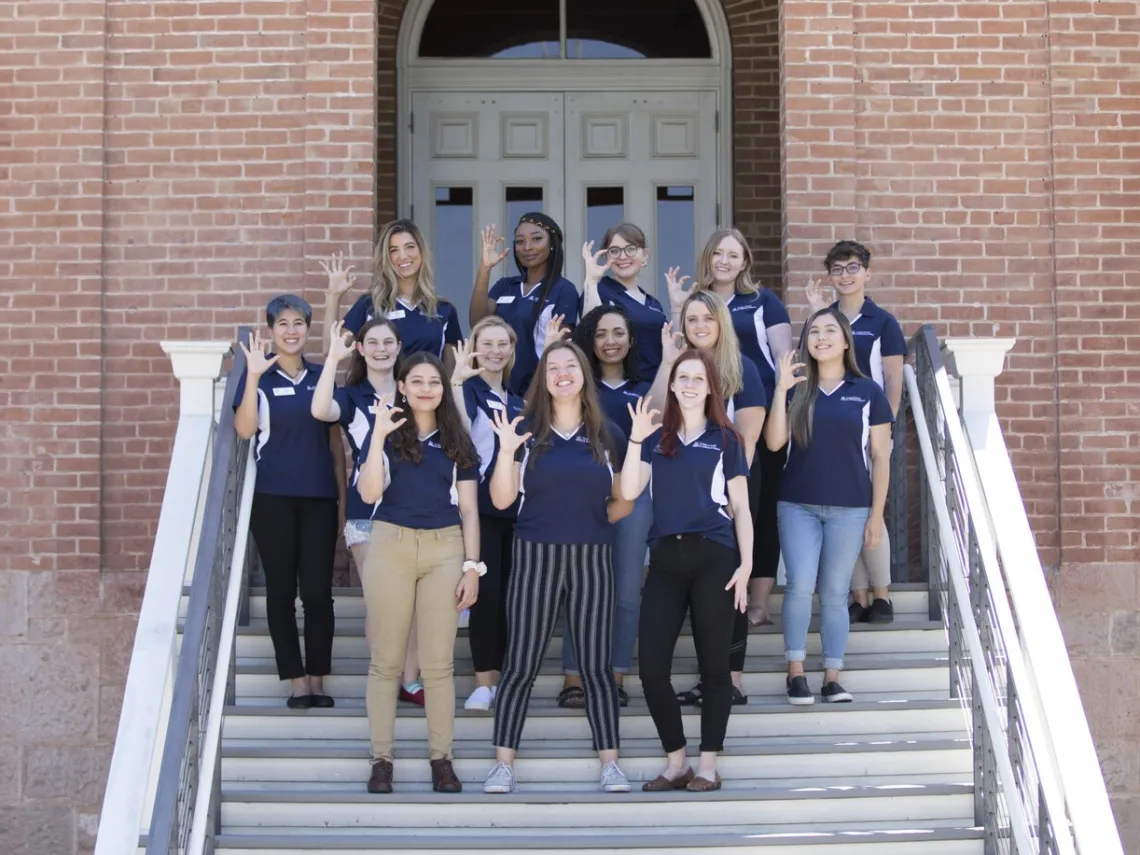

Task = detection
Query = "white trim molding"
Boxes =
[395,0,734,229]
[160,340,232,417]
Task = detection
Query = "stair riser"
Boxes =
[233,667,950,699]
[221,748,972,784]
[214,840,984,854]
[221,792,974,828]
[222,707,969,741]
[231,629,948,661]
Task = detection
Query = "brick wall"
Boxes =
[1,0,1137,852]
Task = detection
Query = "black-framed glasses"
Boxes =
[606,245,642,259]
[828,262,864,276]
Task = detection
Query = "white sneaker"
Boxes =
[484,761,517,794]
[600,761,631,793]
[464,685,496,711]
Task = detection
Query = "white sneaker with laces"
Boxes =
[464,685,496,711]
[600,761,631,793]
[484,761,517,794]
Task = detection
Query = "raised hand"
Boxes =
[660,321,685,365]
[774,350,808,394]
[327,321,355,362]
[480,225,510,270]
[372,394,407,438]
[626,396,661,443]
[450,338,486,385]
[725,565,751,613]
[239,328,279,377]
[805,277,831,313]
[490,410,532,455]
[319,252,356,296]
[581,240,611,282]
[542,313,570,352]
[665,266,692,314]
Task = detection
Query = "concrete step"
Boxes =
[232,654,951,701]
[222,697,970,741]
[229,617,948,660]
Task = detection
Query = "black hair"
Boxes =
[823,240,872,271]
[266,294,313,327]
[572,304,639,384]
[390,352,479,469]
[512,212,566,326]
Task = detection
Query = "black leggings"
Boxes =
[249,493,338,680]
[639,535,737,753]
[468,514,514,673]
[731,443,785,672]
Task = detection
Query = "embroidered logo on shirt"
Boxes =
[692,442,721,450]
[840,396,867,404]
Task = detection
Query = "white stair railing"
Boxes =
[906,325,1122,855]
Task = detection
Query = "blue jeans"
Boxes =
[563,491,652,675]
[778,501,870,671]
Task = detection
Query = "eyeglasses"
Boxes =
[829,262,864,276]
[606,245,642,259]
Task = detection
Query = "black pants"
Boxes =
[640,535,737,753]
[731,443,786,671]
[494,539,619,751]
[468,514,514,673]
[249,493,338,680]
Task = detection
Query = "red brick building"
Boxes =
[2,0,1138,850]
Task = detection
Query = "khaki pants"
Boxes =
[363,521,464,762]
[852,528,891,590]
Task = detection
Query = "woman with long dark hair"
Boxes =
[482,341,633,795]
[468,213,580,396]
[355,353,482,795]
[321,219,463,370]
[621,348,752,791]
[765,309,893,705]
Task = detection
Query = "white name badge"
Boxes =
[496,295,516,305]
[368,405,377,414]
[387,309,407,320]
[486,400,505,411]
[272,386,296,397]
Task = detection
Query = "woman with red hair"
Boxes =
[620,349,753,792]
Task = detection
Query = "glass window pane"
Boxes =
[505,187,544,234]
[586,187,625,247]
[433,187,474,299]
[420,0,560,58]
[656,185,696,280]
[567,0,711,59]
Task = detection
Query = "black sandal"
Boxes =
[617,686,629,707]
[675,683,704,706]
[556,685,586,708]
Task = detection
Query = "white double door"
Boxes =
[411,90,718,308]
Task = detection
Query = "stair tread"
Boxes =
[232,582,934,597]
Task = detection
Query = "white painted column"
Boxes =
[161,340,233,417]
[941,337,1015,417]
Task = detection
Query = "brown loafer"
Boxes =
[430,757,463,793]
[686,771,722,792]
[367,759,393,794]
[642,767,695,792]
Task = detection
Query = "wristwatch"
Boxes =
[463,560,487,577]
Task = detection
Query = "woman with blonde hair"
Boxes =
[322,219,463,370]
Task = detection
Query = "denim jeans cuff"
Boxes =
[562,669,580,677]
[785,649,807,663]
[822,658,844,671]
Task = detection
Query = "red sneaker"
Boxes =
[399,681,425,706]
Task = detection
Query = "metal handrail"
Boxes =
[146,328,252,855]
[906,323,1122,855]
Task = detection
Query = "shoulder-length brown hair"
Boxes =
[344,316,401,387]
[788,308,863,448]
[659,349,740,458]
[370,219,443,319]
[522,340,618,468]
[390,352,478,468]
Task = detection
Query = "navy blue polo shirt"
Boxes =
[726,289,791,402]
[462,376,525,518]
[233,361,337,499]
[596,378,651,439]
[641,424,749,552]
[361,430,479,529]
[488,275,580,396]
[342,294,463,359]
[514,419,627,546]
[829,297,907,390]
[593,276,667,381]
[332,379,379,522]
[780,376,894,509]
[726,355,768,422]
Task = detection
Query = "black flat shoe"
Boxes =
[310,694,335,708]
[286,694,313,709]
[617,686,629,707]
[676,683,704,706]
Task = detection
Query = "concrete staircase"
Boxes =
[203,583,981,854]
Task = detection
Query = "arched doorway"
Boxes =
[396,0,733,306]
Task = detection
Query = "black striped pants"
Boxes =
[493,538,620,752]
